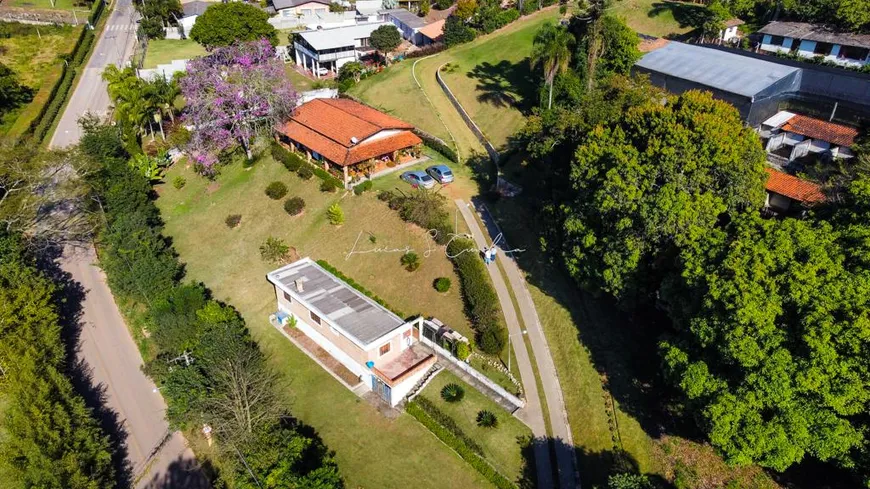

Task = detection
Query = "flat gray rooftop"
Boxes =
[269,259,405,347]
[382,8,428,29]
[636,42,800,98]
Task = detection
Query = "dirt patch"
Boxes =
[206,182,220,194]
[283,325,361,386]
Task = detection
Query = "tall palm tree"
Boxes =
[531,23,574,110]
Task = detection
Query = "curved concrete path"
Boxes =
[456,199,578,489]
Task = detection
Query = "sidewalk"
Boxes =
[476,200,579,489]
[454,199,553,489]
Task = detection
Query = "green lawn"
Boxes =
[0,24,81,139]
[6,0,78,10]
[609,0,701,38]
[143,39,207,69]
[156,154,501,488]
[285,65,320,92]
[419,370,533,483]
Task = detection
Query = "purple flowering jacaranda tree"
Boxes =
[181,39,297,172]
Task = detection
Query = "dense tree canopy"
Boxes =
[135,0,183,39]
[189,2,278,47]
[369,24,401,58]
[557,90,766,299]
[568,15,640,86]
[0,233,116,488]
[726,0,870,31]
[660,208,870,471]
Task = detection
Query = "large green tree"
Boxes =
[0,62,33,116]
[0,233,116,488]
[369,24,401,62]
[559,90,766,299]
[568,14,640,89]
[135,0,183,39]
[189,2,278,48]
[660,210,870,471]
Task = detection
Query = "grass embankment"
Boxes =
[6,0,77,8]
[0,24,82,138]
[156,153,499,489]
[609,0,701,38]
[142,39,207,69]
[350,8,560,158]
[419,370,533,483]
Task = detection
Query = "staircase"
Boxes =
[405,363,443,402]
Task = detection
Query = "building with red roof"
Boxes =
[276,98,423,187]
[764,167,826,213]
[760,111,857,167]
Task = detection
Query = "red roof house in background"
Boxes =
[276,98,423,186]
[764,167,826,212]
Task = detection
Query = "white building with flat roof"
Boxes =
[293,21,394,77]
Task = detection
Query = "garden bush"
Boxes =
[476,410,498,428]
[440,382,465,403]
[265,181,288,199]
[354,180,373,195]
[225,214,242,228]
[434,277,451,292]
[415,129,458,163]
[312,166,343,188]
[320,179,338,192]
[271,142,303,171]
[401,251,420,272]
[297,165,314,180]
[378,190,395,202]
[315,260,405,317]
[284,197,305,216]
[327,202,344,225]
[406,400,514,489]
[260,236,290,263]
[382,190,452,244]
[173,176,186,189]
[456,341,471,361]
[414,397,482,454]
[447,237,506,354]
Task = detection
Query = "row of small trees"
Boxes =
[78,121,344,488]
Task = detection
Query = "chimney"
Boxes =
[295,279,304,293]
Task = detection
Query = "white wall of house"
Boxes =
[760,35,869,67]
[760,34,793,54]
[388,366,429,405]
[719,25,739,41]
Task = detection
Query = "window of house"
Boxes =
[310,311,322,325]
[379,342,391,356]
[302,8,312,15]
[814,42,833,55]
[839,45,869,60]
[283,291,293,303]
[769,35,784,46]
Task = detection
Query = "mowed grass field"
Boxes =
[143,39,207,68]
[0,24,81,138]
[420,371,533,483]
[609,0,700,38]
[156,154,498,488]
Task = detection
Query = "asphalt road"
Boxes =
[62,247,207,489]
[49,0,139,148]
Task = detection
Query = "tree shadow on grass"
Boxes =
[648,1,708,30]
[139,454,213,489]
[466,59,538,113]
[39,244,135,489]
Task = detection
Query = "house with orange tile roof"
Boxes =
[764,167,826,213]
[276,98,423,187]
[759,110,857,168]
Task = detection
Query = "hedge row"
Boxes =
[407,400,516,489]
[413,396,484,455]
[24,3,104,143]
[414,128,458,163]
[447,237,506,354]
[271,141,344,188]
[315,260,406,318]
[31,66,76,142]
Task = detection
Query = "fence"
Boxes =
[420,334,525,411]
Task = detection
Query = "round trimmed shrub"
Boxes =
[440,383,464,403]
[434,277,451,292]
[401,251,420,272]
[476,410,498,428]
[225,214,241,228]
[265,181,288,199]
[284,197,305,216]
[297,165,314,180]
